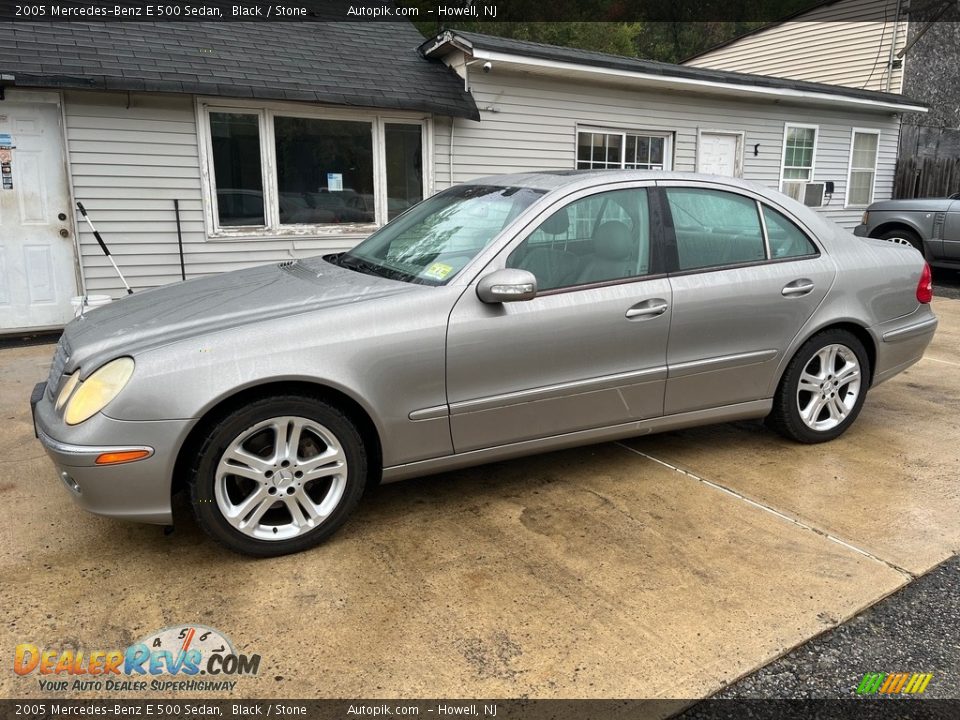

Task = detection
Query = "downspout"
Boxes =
[886,0,902,93]
[449,116,455,189]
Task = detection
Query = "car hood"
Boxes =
[61,256,416,375]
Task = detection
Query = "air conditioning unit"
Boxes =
[803,182,826,208]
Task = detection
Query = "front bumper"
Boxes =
[853,224,869,237]
[31,381,194,525]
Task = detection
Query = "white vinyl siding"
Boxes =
[63,91,429,298]
[684,0,908,94]
[846,128,881,207]
[437,67,899,230]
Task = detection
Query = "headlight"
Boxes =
[63,357,135,426]
[55,372,80,412]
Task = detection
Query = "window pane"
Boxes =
[577,133,593,166]
[848,170,875,205]
[274,116,373,225]
[763,206,817,259]
[210,113,264,227]
[606,134,622,164]
[666,188,765,271]
[852,132,878,169]
[384,124,423,221]
[783,168,811,181]
[507,189,650,291]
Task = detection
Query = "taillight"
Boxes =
[916,262,933,304]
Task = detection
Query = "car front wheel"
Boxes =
[189,395,367,556]
[767,329,870,444]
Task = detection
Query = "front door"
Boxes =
[697,132,741,177]
[446,185,672,453]
[0,94,78,331]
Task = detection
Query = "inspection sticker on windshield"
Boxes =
[424,262,454,280]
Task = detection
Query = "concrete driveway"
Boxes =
[1,297,957,701]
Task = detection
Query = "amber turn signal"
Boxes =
[94,450,151,466]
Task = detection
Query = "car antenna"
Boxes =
[76,201,134,295]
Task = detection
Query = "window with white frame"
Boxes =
[576,129,672,171]
[780,124,817,201]
[202,104,426,235]
[846,130,880,207]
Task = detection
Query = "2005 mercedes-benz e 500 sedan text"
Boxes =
[32,172,938,556]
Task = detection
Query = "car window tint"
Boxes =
[762,206,819,259]
[666,188,766,271]
[506,188,651,291]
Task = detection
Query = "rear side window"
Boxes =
[665,188,766,271]
[762,206,819,259]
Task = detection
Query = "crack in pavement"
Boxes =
[614,441,916,581]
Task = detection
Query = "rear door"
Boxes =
[445,184,672,452]
[658,181,836,415]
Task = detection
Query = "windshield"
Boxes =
[334,185,546,285]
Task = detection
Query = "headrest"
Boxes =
[540,207,569,235]
[593,221,633,261]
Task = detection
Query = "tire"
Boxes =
[189,395,368,557]
[878,227,923,255]
[766,329,870,444]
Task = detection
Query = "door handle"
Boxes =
[625,299,668,320]
[782,279,815,297]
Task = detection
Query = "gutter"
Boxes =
[466,48,927,115]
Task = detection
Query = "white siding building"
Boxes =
[684,0,909,94]
[0,22,926,332]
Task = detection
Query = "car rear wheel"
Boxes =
[766,329,869,443]
[878,227,923,255]
[189,395,367,556]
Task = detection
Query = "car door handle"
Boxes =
[782,279,815,297]
[625,299,669,320]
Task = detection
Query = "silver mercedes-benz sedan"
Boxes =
[32,172,938,556]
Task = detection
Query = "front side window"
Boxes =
[506,188,651,291]
[338,185,545,285]
[780,125,818,201]
[576,130,671,171]
[846,130,879,207]
[666,188,765,271]
[204,107,425,234]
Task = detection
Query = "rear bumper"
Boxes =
[871,309,939,386]
[32,382,192,525]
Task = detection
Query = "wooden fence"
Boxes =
[895,125,960,199]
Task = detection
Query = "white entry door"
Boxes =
[0,95,78,331]
[697,132,742,177]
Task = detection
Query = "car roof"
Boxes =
[467,170,768,194]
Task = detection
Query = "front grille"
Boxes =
[46,338,70,399]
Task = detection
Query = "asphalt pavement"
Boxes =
[933,267,960,300]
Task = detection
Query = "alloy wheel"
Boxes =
[214,416,347,541]
[795,344,862,432]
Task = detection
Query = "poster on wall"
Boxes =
[0,132,13,190]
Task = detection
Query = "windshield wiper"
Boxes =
[336,254,419,283]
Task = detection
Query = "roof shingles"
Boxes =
[3,21,479,120]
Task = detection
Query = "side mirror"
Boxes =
[476,268,538,304]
